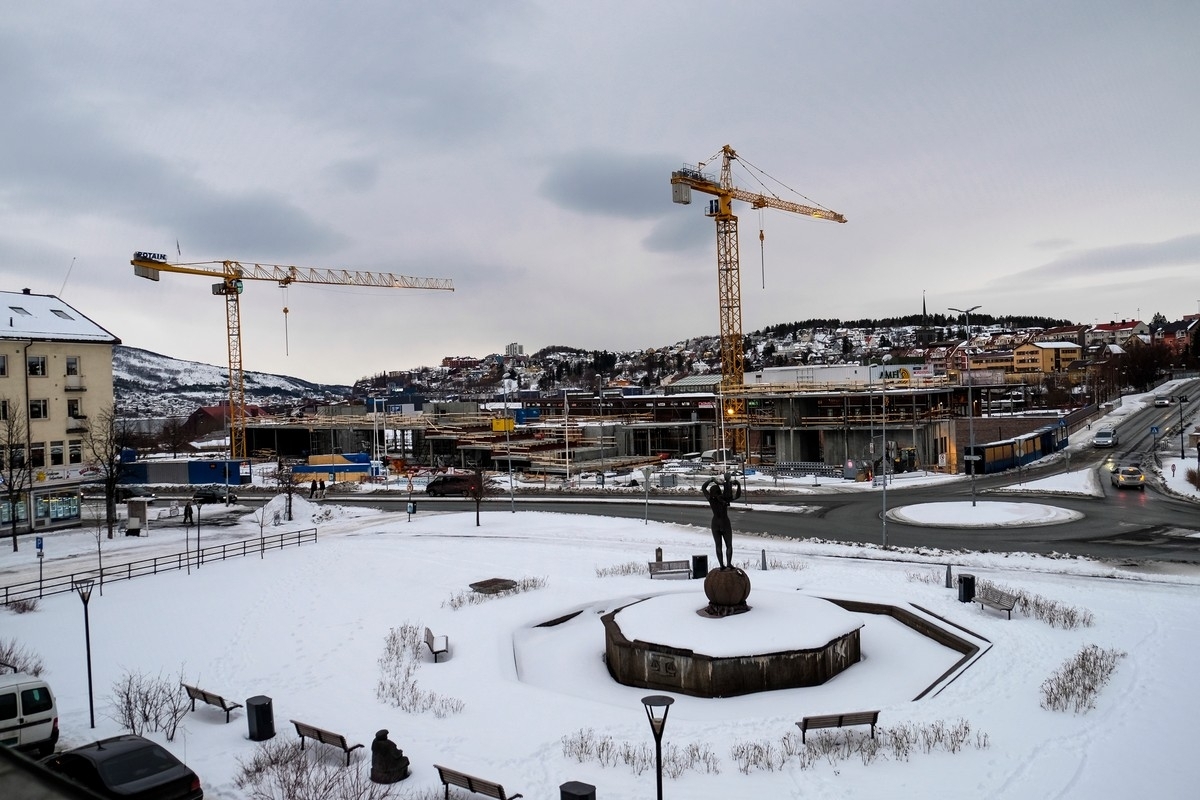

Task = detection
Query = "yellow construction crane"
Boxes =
[131,253,454,458]
[670,145,846,454]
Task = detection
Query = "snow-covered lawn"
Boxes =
[3,495,1198,799]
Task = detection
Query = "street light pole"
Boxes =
[73,578,96,729]
[949,305,982,506]
[642,695,674,800]
[1176,395,1187,460]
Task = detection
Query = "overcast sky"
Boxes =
[3,1,1198,385]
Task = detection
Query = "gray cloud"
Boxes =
[1011,233,1200,280]
[539,150,681,220]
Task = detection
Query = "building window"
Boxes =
[30,442,45,469]
[29,399,48,419]
[0,354,6,377]
[50,440,64,466]
[0,400,6,421]
[8,306,31,316]
[68,440,82,465]
[51,309,74,320]
[65,356,80,376]
[67,398,82,419]
[27,356,46,377]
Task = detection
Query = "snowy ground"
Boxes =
[2,384,1197,798]
[3,490,1198,799]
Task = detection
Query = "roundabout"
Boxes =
[885,500,1083,527]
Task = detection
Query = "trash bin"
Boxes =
[560,781,596,800]
[691,554,709,579]
[247,695,274,741]
[957,574,976,603]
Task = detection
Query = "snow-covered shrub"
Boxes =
[1040,644,1126,713]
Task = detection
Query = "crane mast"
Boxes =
[670,145,845,456]
[132,255,453,459]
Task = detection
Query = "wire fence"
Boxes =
[1,528,318,606]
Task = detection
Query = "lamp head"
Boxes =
[73,577,95,604]
[642,694,675,734]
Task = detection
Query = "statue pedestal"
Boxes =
[701,567,751,617]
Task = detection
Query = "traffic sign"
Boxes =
[36,536,43,550]
[964,455,982,461]
[1151,426,1160,436]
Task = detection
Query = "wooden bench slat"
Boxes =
[797,710,879,742]
[180,682,243,723]
[290,719,363,766]
[648,559,691,579]
[977,587,1017,619]
[435,764,523,799]
[425,626,450,662]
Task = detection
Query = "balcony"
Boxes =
[64,374,86,391]
[66,415,88,433]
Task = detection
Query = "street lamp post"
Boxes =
[642,694,674,800]
[73,578,96,729]
[949,305,982,506]
[1176,394,1188,460]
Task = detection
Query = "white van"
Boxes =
[0,672,59,756]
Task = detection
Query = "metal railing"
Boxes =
[1,528,318,606]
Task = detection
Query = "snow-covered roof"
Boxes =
[0,290,120,344]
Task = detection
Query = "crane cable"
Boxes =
[280,284,290,356]
[758,207,766,289]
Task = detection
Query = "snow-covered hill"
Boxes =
[114,345,350,416]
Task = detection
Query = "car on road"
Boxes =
[1153,396,1170,407]
[191,486,237,505]
[1111,465,1145,490]
[80,485,157,503]
[425,474,480,497]
[1092,428,1118,448]
[41,734,203,799]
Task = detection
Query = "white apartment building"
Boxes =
[1,289,120,534]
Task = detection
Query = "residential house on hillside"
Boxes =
[1087,320,1147,346]
[1151,319,1197,354]
[1034,324,1089,346]
[1,288,120,535]
[1014,341,1084,375]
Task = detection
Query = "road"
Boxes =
[356,384,1200,564]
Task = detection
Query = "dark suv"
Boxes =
[192,486,237,505]
[425,474,480,497]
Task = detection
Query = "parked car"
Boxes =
[41,734,203,799]
[425,474,480,497]
[191,487,236,505]
[1092,428,1118,448]
[0,672,58,757]
[1111,465,1145,490]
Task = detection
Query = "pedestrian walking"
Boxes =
[318,479,326,499]
[1171,463,1176,478]
[183,501,193,525]
[309,479,317,499]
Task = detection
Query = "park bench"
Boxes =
[647,559,691,579]
[977,585,1018,619]
[289,719,363,766]
[434,764,523,799]
[425,626,449,662]
[796,710,880,743]
[180,682,242,723]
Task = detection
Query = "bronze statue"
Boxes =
[702,472,741,569]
